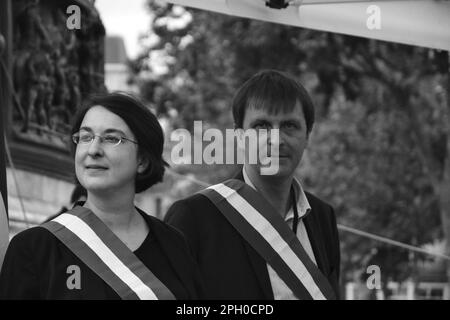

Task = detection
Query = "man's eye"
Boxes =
[103,135,121,144]
[79,133,93,143]
[283,122,298,130]
[254,123,271,130]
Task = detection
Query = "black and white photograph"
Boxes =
[0,0,449,306]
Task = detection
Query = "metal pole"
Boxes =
[0,0,11,212]
[0,0,12,269]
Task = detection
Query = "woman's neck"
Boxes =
[84,190,137,231]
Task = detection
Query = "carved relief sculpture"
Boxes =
[12,0,106,148]
[8,0,105,181]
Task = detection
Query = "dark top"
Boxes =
[0,209,204,300]
[165,173,341,300]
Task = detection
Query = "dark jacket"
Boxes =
[0,209,204,299]
[165,172,341,299]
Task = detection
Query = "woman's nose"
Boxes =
[87,136,104,157]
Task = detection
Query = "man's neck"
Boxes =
[244,166,293,218]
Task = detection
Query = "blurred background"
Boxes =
[1,0,449,300]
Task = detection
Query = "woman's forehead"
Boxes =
[81,105,133,134]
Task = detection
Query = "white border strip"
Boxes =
[54,214,157,300]
[209,184,326,300]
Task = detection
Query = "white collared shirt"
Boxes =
[242,168,317,300]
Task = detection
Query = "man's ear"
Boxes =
[137,156,150,174]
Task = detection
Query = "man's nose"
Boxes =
[267,127,285,148]
[87,136,104,157]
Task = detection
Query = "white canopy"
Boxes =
[166,0,450,51]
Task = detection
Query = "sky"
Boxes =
[95,0,151,59]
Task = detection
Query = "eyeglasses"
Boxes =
[72,132,138,147]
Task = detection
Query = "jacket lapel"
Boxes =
[303,204,330,276]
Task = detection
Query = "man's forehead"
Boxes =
[245,102,305,120]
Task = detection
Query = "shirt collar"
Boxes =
[242,168,311,221]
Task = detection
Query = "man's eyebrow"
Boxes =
[281,119,302,124]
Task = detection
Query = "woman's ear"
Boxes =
[137,156,150,174]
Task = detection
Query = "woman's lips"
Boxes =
[85,165,108,170]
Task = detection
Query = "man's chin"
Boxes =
[256,162,295,178]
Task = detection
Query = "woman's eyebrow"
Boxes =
[103,128,126,135]
[79,126,93,132]
[79,127,126,135]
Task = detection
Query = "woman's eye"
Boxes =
[104,135,121,144]
[79,133,93,143]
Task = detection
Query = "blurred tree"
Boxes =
[132,1,448,292]
[302,85,443,293]
[305,40,449,293]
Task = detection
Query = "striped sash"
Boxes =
[200,179,336,300]
[41,206,175,300]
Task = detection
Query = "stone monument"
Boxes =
[3,0,106,234]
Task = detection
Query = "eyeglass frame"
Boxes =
[72,131,138,147]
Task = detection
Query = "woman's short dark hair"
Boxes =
[232,69,315,135]
[70,92,169,193]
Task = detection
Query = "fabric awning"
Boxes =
[166,0,450,51]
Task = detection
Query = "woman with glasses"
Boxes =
[0,92,204,299]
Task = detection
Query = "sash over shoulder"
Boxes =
[41,206,175,300]
[200,179,336,300]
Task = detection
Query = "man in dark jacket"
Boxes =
[165,70,340,300]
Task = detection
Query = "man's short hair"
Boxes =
[232,69,315,135]
[70,92,169,193]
